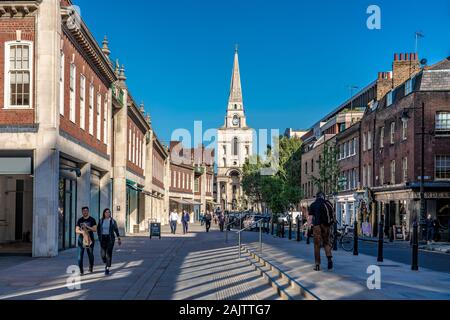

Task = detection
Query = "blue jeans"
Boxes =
[170,221,177,234]
[77,238,95,274]
[183,222,189,234]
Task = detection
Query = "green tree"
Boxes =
[312,141,340,196]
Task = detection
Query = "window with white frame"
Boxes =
[402,119,408,140]
[79,75,86,130]
[436,155,450,180]
[380,127,385,149]
[96,93,101,140]
[59,51,64,115]
[402,157,408,182]
[390,122,395,144]
[363,165,367,187]
[103,94,108,143]
[353,137,357,155]
[379,165,385,185]
[5,42,33,109]
[390,160,396,185]
[89,84,94,135]
[387,91,393,107]
[128,127,132,161]
[436,112,450,134]
[132,129,135,164]
[367,164,372,187]
[363,132,367,151]
[69,64,76,122]
[368,131,372,150]
[405,79,413,95]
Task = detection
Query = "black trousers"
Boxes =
[77,238,94,273]
[206,221,211,232]
[100,235,115,268]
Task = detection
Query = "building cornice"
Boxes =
[61,7,116,85]
[0,1,41,17]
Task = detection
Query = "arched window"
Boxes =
[234,104,237,110]
[223,158,226,167]
[233,137,238,156]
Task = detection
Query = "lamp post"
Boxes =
[401,102,429,240]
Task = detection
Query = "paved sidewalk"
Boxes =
[240,231,450,300]
[420,242,450,254]
[0,224,279,300]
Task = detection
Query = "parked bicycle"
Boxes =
[330,224,354,252]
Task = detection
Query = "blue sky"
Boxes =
[74,0,450,144]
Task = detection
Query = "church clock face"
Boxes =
[232,115,240,126]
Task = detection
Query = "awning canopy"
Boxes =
[170,198,202,206]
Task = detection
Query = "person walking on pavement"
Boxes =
[182,210,190,234]
[218,212,225,232]
[309,192,335,271]
[97,208,122,275]
[170,210,179,234]
[205,211,212,232]
[75,207,97,275]
[426,214,435,244]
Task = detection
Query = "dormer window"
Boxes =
[387,91,393,107]
[405,79,413,95]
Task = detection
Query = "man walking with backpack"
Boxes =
[309,192,335,271]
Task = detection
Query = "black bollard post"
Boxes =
[289,220,292,240]
[281,223,285,238]
[271,221,274,235]
[389,226,394,242]
[353,220,359,256]
[377,221,384,262]
[297,217,301,242]
[333,223,338,251]
[448,221,450,243]
[412,221,419,271]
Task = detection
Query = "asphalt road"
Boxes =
[357,240,450,274]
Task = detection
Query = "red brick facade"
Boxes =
[126,115,145,177]
[0,17,36,124]
[59,33,108,155]
[170,164,193,194]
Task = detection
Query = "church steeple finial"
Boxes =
[229,46,243,105]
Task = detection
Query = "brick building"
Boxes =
[0,1,170,257]
[361,54,450,240]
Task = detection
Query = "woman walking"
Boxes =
[98,208,121,275]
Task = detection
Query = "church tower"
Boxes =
[216,48,254,211]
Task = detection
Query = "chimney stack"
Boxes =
[376,71,393,101]
[392,52,420,88]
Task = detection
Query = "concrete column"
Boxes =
[100,172,111,214]
[112,86,128,236]
[32,0,60,257]
[217,181,221,210]
[77,163,91,214]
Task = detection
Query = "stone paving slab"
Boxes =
[419,243,450,254]
[0,224,280,300]
[238,231,450,300]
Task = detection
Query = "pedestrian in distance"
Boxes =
[97,208,121,276]
[205,211,212,232]
[169,210,179,234]
[426,214,434,244]
[182,210,190,234]
[309,192,335,272]
[200,212,205,226]
[75,207,97,275]
[218,212,225,232]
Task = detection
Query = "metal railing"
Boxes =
[237,219,264,259]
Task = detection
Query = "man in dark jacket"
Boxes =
[309,192,335,271]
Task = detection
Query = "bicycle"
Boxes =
[330,224,354,252]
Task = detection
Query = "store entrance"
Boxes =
[0,176,33,255]
[58,178,77,251]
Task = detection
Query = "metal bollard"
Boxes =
[333,223,338,251]
[281,223,285,238]
[353,221,359,256]
[289,220,292,240]
[448,221,450,243]
[389,226,394,242]
[377,221,384,262]
[297,218,301,242]
[412,222,419,271]
[271,221,274,235]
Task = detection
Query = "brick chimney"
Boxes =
[392,53,420,88]
[376,71,393,101]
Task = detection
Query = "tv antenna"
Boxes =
[415,31,425,55]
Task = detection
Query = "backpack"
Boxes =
[320,200,335,226]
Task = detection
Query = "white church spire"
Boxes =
[228,45,243,105]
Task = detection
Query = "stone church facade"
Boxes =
[216,49,254,211]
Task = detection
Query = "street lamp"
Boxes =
[401,102,429,240]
